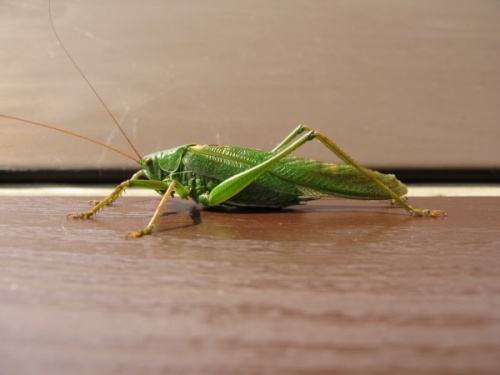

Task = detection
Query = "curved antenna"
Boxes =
[48,0,142,160]
[1,114,138,162]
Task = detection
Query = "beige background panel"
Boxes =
[1,0,499,170]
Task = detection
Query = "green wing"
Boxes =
[185,145,407,201]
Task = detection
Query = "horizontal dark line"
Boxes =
[1,168,499,184]
[0,169,136,184]
[377,168,500,183]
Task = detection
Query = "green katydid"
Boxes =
[1,1,445,238]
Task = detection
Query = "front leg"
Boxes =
[128,180,177,238]
[67,170,145,220]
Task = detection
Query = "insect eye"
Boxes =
[144,157,153,166]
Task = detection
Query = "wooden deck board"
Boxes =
[1,196,499,374]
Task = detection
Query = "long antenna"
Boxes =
[48,0,142,160]
[1,114,138,162]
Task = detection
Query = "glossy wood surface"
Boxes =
[1,196,499,374]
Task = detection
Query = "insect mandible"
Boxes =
[1,1,446,238]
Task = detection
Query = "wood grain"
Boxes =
[0,196,499,374]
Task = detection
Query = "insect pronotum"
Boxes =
[1,0,446,238]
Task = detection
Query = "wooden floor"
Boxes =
[0,195,499,374]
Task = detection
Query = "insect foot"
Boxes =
[127,229,151,238]
[66,212,94,219]
[412,208,447,218]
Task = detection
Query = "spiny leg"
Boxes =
[274,125,446,217]
[202,131,316,206]
[128,180,177,238]
[67,170,145,220]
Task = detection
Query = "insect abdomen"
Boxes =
[181,148,310,207]
[183,145,408,206]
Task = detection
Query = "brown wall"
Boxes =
[2,1,499,171]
